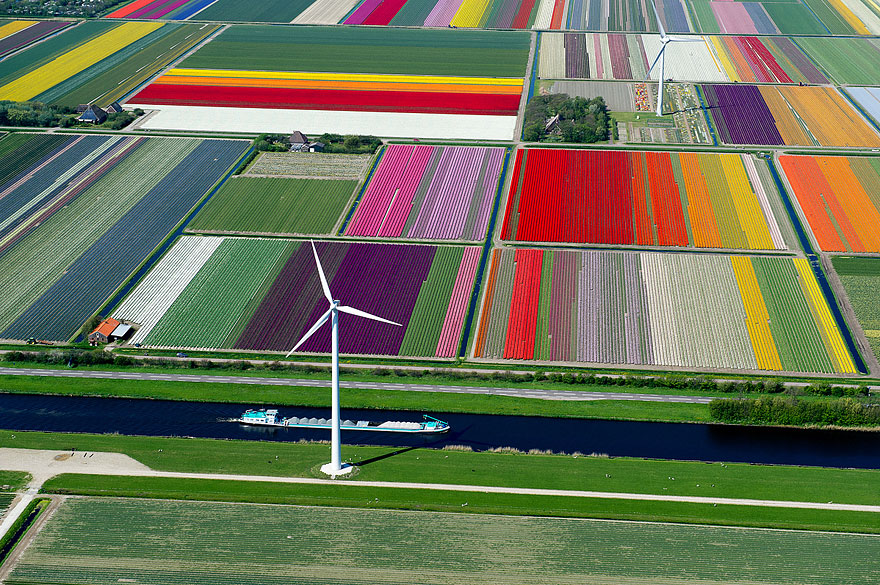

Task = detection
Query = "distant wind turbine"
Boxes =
[287,241,401,476]
[647,0,704,116]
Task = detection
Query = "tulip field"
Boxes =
[188,177,357,236]
[0,20,217,108]
[0,20,72,58]
[344,145,505,241]
[475,248,856,374]
[538,33,834,84]
[116,238,480,358]
[701,84,880,148]
[105,0,223,19]
[247,152,372,179]
[501,149,792,250]
[847,87,880,126]
[0,134,249,342]
[780,155,880,254]
[126,25,528,138]
[130,68,523,116]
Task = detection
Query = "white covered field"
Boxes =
[127,104,518,140]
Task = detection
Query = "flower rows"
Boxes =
[501,148,786,250]
[345,144,505,241]
[474,248,857,373]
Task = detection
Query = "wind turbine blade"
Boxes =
[646,45,665,78]
[287,308,332,356]
[338,305,402,327]
[650,0,666,38]
[667,35,704,42]
[311,240,333,303]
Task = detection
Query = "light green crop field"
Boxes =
[187,177,356,236]
[9,497,880,585]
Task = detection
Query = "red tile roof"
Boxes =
[91,318,120,338]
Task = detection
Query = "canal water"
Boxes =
[0,393,877,469]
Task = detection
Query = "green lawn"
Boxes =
[187,177,355,235]
[7,430,880,506]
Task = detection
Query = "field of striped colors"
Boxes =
[502,149,790,250]
[702,84,880,148]
[0,22,162,102]
[780,155,880,254]
[116,238,480,358]
[344,144,505,241]
[475,248,856,374]
[130,68,523,116]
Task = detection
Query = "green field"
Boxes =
[188,177,355,236]
[36,23,219,107]
[833,256,880,362]
[0,134,69,186]
[181,25,532,77]
[143,238,293,348]
[194,0,316,21]
[10,498,879,584]
[795,38,880,85]
[7,431,880,506]
[800,0,860,34]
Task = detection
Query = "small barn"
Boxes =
[77,105,107,124]
[307,141,325,152]
[289,130,308,151]
[88,318,131,345]
[106,101,124,114]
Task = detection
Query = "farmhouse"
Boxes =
[289,130,308,151]
[76,104,107,124]
[88,318,131,345]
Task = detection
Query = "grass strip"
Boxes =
[0,497,50,566]
[40,474,879,534]
[0,376,710,422]
[5,430,880,506]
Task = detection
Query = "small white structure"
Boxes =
[287,241,401,476]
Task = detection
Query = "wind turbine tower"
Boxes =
[288,241,401,476]
[647,0,704,116]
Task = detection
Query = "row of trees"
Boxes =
[709,396,880,426]
[0,0,128,17]
[0,102,142,129]
[522,94,610,143]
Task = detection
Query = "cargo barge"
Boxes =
[236,409,450,434]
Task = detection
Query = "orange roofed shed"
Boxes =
[88,318,120,345]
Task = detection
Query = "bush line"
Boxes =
[2,349,870,398]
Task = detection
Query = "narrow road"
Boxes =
[1,448,877,514]
[0,367,713,403]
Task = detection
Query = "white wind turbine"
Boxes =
[287,241,401,476]
[646,0,704,116]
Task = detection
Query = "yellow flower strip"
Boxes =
[720,154,773,250]
[792,258,857,373]
[164,68,523,87]
[827,0,870,34]
[731,256,782,371]
[153,75,523,95]
[0,20,36,41]
[0,22,162,101]
[450,0,493,27]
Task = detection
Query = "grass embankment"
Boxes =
[0,375,711,422]
[6,430,880,533]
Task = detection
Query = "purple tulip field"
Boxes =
[344,144,506,241]
[116,237,480,358]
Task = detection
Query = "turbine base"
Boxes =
[321,462,354,477]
